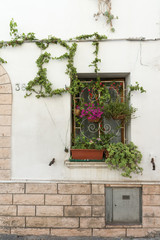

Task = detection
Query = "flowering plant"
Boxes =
[72,135,112,150]
[80,103,104,121]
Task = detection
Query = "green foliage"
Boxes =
[94,0,118,32]
[25,52,68,98]
[0,57,7,64]
[104,11,118,32]
[25,52,52,98]
[105,142,143,178]
[0,19,108,98]
[9,19,36,48]
[10,18,18,38]
[36,41,49,50]
[72,134,112,150]
[70,32,107,41]
[128,82,146,100]
[89,41,101,73]
[103,98,136,123]
[0,41,4,49]
[0,19,146,178]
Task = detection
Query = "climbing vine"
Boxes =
[0,18,146,178]
[0,19,107,98]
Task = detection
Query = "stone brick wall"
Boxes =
[0,65,11,180]
[0,183,158,237]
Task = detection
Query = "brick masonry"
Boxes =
[0,183,157,238]
[0,65,160,238]
[0,65,11,180]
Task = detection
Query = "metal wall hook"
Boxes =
[151,158,155,170]
[49,158,55,166]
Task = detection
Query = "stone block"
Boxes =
[0,116,11,125]
[45,194,71,205]
[143,195,160,205]
[143,185,160,195]
[26,183,57,194]
[26,217,79,228]
[0,227,10,234]
[0,170,10,180]
[0,67,6,76]
[11,228,50,235]
[127,228,148,237]
[0,216,25,227]
[0,194,12,204]
[18,206,35,216]
[0,74,10,84]
[0,148,11,158]
[92,184,104,194]
[0,84,11,93]
[127,228,160,237]
[13,194,44,205]
[0,126,11,136]
[58,184,91,194]
[64,206,91,217]
[0,94,12,104]
[0,105,12,115]
[0,183,24,193]
[80,217,105,228]
[0,205,16,216]
[51,228,92,236]
[36,206,63,216]
[92,206,105,217]
[72,195,104,206]
[143,217,160,227]
[0,137,11,147]
[93,229,126,237]
[143,206,160,217]
[0,159,10,169]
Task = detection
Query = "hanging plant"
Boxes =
[103,99,137,123]
[80,103,104,122]
[94,0,118,32]
[105,142,143,178]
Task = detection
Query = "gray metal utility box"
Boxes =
[106,187,142,224]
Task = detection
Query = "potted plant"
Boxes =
[103,98,136,122]
[105,142,143,178]
[103,81,146,122]
[80,103,104,122]
[71,135,111,160]
[74,105,81,116]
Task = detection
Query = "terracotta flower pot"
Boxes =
[112,115,125,120]
[87,117,101,123]
[75,109,81,116]
[71,149,104,160]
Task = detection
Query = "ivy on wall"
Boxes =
[0,19,107,98]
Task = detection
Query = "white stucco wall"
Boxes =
[0,0,160,181]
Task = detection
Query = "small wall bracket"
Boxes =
[151,158,155,170]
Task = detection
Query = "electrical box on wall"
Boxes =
[106,187,142,224]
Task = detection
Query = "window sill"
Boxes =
[65,160,108,168]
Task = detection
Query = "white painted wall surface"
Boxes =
[0,0,160,181]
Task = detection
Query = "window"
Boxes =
[72,78,125,144]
